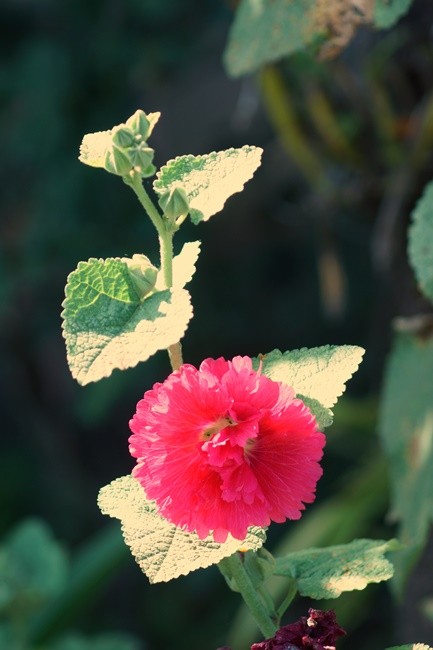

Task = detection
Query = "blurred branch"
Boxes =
[306,86,360,164]
[259,65,332,194]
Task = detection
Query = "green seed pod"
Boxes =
[111,125,135,148]
[104,145,132,176]
[158,186,190,221]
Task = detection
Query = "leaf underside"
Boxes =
[274,538,397,599]
[254,345,364,429]
[153,146,262,224]
[98,475,266,583]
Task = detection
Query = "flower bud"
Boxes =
[123,254,158,299]
[130,144,155,170]
[112,125,135,148]
[104,145,132,176]
[126,110,151,140]
[158,186,190,221]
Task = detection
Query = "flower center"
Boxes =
[201,416,235,440]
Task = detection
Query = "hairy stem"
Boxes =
[127,172,184,371]
[219,553,278,639]
[129,172,166,239]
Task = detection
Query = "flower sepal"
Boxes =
[242,547,276,588]
[158,186,190,223]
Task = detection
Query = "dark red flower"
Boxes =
[250,609,346,650]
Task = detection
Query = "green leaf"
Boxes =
[0,520,68,612]
[224,0,317,77]
[62,258,193,385]
[373,0,413,29]
[379,332,433,592]
[98,475,266,583]
[224,1,382,76]
[0,625,14,647]
[28,524,128,645]
[255,345,364,429]
[153,146,262,224]
[408,181,433,304]
[274,538,397,599]
[50,633,140,650]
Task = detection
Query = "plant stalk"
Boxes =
[219,553,278,639]
[128,172,184,371]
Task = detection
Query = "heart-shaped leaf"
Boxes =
[62,258,193,385]
[98,475,266,583]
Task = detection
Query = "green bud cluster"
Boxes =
[104,110,160,178]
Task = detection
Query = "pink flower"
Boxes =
[129,356,325,543]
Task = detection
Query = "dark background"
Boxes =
[2,1,433,648]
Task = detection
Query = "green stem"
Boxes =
[127,172,184,371]
[276,577,297,622]
[219,553,278,639]
[158,230,173,290]
[129,172,166,239]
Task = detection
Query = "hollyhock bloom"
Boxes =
[250,609,346,650]
[129,356,325,542]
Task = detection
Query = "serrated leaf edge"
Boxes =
[260,345,365,407]
[274,538,398,597]
[153,145,263,194]
[97,476,266,583]
[61,258,193,384]
[63,290,192,385]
